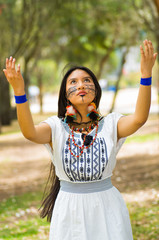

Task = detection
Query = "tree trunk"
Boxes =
[0,74,2,133]
[38,73,43,114]
[153,0,159,14]
[156,34,159,109]
[0,73,11,127]
[109,48,129,113]
[96,51,111,80]
[23,58,30,97]
[96,41,116,80]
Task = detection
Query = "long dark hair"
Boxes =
[39,65,102,222]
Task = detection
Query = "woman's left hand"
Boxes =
[140,39,158,78]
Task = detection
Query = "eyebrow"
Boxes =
[68,76,92,82]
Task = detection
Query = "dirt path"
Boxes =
[0,118,158,203]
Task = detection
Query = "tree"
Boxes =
[131,0,159,104]
[0,0,66,131]
[132,0,159,54]
[109,47,129,113]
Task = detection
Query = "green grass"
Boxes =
[129,201,159,240]
[0,191,50,240]
[126,133,159,143]
[0,190,159,239]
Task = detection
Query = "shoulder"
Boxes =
[103,112,120,121]
[41,115,61,129]
[102,112,125,129]
[104,112,124,121]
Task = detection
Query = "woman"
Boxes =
[3,39,157,240]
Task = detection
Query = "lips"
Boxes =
[78,91,87,96]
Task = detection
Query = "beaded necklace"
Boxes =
[68,121,99,158]
[71,121,97,133]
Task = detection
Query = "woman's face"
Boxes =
[66,69,96,106]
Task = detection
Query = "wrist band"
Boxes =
[140,77,152,86]
[14,94,28,104]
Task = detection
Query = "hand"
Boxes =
[140,40,158,78]
[3,56,25,95]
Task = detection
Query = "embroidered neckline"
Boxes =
[61,117,104,138]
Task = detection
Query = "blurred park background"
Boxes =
[0,0,159,239]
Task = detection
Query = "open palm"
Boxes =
[3,56,25,95]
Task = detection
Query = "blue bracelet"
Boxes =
[140,77,152,86]
[14,94,28,104]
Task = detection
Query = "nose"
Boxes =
[77,80,85,89]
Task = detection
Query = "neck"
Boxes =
[73,105,90,123]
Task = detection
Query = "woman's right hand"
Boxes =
[3,56,25,95]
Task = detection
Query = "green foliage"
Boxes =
[0,0,158,122]
[0,0,157,77]
[31,59,63,92]
[121,72,141,88]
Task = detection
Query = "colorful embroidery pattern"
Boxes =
[62,137,108,182]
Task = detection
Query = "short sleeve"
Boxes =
[111,112,126,155]
[41,116,59,164]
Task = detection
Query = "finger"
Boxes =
[148,40,154,56]
[140,45,145,58]
[143,40,149,57]
[11,58,16,69]
[8,56,13,68]
[17,64,21,73]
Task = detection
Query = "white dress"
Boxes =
[43,112,133,240]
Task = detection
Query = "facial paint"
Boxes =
[66,83,96,101]
[84,84,96,97]
[81,95,85,102]
[66,86,78,98]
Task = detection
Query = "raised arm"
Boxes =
[3,57,51,144]
[117,39,158,139]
